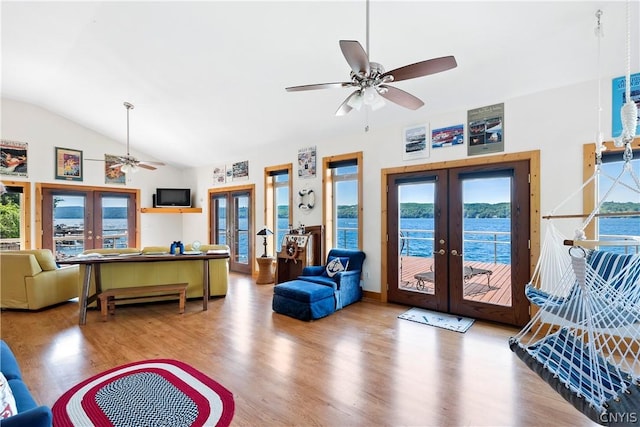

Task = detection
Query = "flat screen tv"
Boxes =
[155,188,191,208]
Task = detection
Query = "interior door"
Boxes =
[210,189,252,274]
[387,160,531,326]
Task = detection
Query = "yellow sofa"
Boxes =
[78,245,230,306]
[0,249,79,310]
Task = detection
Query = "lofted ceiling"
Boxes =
[2,1,638,168]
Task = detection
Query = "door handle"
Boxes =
[434,249,446,256]
[451,249,462,256]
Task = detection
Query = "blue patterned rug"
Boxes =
[53,359,234,426]
[398,307,475,333]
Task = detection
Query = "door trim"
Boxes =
[208,184,255,276]
[380,151,540,308]
[35,182,141,249]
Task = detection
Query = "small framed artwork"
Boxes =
[55,147,83,181]
[212,165,226,185]
[0,139,28,177]
[612,72,640,139]
[432,124,464,149]
[402,124,429,161]
[298,146,317,178]
[105,154,126,184]
[467,103,504,156]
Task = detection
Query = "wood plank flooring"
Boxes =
[0,273,597,426]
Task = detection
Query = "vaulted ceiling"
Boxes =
[2,1,637,168]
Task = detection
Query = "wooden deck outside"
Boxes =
[399,256,513,306]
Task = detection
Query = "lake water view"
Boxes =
[54,216,640,261]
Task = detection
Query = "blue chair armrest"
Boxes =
[334,270,361,288]
[0,406,52,427]
[301,265,325,276]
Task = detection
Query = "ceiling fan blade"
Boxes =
[140,161,165,166]
[382,55,457,82]
[286,82,353,92]
[109,163,123,169]
[85,158,106,162]
[335,90,361,116]
[339,40,370,76]
[137,163,157,171]
[378,85,424,110]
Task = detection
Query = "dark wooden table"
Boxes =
[58,251,230,325]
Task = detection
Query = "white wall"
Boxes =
[1,76,619,293]
[1,98,192,247]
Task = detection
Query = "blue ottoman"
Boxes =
[272,280,336,321]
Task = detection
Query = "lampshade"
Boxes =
[257,227,273,236]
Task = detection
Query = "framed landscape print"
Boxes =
[402,124,429,161]
[0,139,28,177]
[55,147,83,181]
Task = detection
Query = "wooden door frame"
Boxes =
[1,180,32,249]
[208,184,255,276]
[380,151,540,310]
[35,182,140,250]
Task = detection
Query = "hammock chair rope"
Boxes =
[511,5,640,424]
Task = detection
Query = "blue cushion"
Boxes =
[274,280,334,303]
[298,275,337,288]
[0,341,21,381]
[7,379,37,413]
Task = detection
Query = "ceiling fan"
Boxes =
[285,2,457,116]
[87,102,165,173]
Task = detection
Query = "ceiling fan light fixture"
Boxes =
[363,86,385,110]
[347,91,364,110]
[120,163,138,174]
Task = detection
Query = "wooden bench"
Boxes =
[97,283,188,321]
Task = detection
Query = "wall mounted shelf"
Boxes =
[141,207,203,214]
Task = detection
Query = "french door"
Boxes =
[209,187,253,274]
[387,160,531,326]
[41,186,137,260]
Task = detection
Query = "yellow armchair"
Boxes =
[0,249,79,310]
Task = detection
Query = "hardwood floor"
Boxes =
[1,273,597,426]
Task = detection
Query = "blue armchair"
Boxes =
[298,249,366,310]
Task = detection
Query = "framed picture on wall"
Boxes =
[105,154,126,184]
[402,124,429,161]
[0,139,28,177]
[55,147,83,181]
[612,72,640,139]
[467,103,504,156]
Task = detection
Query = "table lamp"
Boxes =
[256,227,273,257]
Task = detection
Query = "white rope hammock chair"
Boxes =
[510,155,640,425]
[510,6,640,424]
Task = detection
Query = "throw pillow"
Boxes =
[324,256,349,278]
[0,373,17,419]
[27,249,58,271]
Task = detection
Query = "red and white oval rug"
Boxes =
[53,359,234,427]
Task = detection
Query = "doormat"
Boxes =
[398,307,475,333]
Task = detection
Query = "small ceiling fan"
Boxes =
[87,102,165,173]
[285,2,457,116]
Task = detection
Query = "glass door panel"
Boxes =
[460,176,512,307]
[213,196,227,245]
[99,195,132,249]
[387,171,448,312]
[52,194,88,259]
[233,192,250,269]
[0,186,24,250]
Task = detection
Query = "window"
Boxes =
[264,164,292,256]
[0,181,31,249]
[323,152,363,252]
[583,140,640,254]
